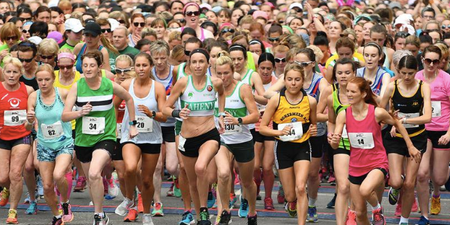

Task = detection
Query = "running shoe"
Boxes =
[51,216,63,225]
[115,198,132,217]
[199,209,211,225]
[174,178,181,198]
[93,213,109,225]
[124,209,138,222]
[277,186,285,204]
[417,216,430,225]
[207,191,216,208]
[74,176,87,192]
[328,173,336,185]
[107,178,119,198]
[264,197,274,210]
[138,194,144,213]
[238,197,249,218]
[371,208,386,225]
[247,214,257,225]
[0,188,10,206]
[388,187,400,205]
[307,206,318,222]
[217,210,231,225]
[179,211,195,225]
[25,201,38,215]
[62,202,74,222]
[142,214,154,225]
[167,182,174,197]
[430,196,440,215]
[6,209,18,224]
[229,193,237,209]
[327,194,336,209]
[346,209,356,225]
[284,201,297,218]
[151,202,164,217]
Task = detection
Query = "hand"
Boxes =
[408,146,421,164]
[390,126,397,137]
[79,101,92,117]
[327,133,333,144]
[309,124,317,137]
[27,109,35,124]
[0,49,8,58]
[218,115,225,134]
[224,111,238,125]
[129,125,138,139]
[331,133,342,145]
[279,125,292,136]
[138,105,151,117]
[392,110,400,120]
[180,104,190,120]
[438,133,450,146]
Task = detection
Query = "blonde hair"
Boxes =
[115,54,136,78]
[38,38,59,56]
[284,62,305,80]
[0,23,21,42]
[36,64,55,79]
[214,51,234,72]
[168,30,181,43]
[2,56,24,74]
[307,45,324,63]
[273,45,289,54]
[141,28,157,39]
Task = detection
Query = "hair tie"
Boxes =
[58,52,75,61]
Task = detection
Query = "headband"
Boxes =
[229,44,247,52]
[190,48,209,62]
[183,2,199,14]
[58,52,75,61]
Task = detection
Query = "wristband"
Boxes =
[151,111,156,118]
[129,120,137,126]
[218,112,226,117]
[172,110,181,118]
[402,118,407,124]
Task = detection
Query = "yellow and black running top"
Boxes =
[272,87,311,143]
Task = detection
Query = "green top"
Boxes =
[332,84,350,150]
[246,51,256,72]
[75,77,116,147]
[109,46,140,73]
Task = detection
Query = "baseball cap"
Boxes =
[252,11,268,20]
[200,3,212,11]
[65,18,84,33]
[289,3,303,11]
[47,31,63,44]
[83,22,101,37]
[389,1,402,9]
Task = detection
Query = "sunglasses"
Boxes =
[6,36,17,41]
[22,29,29,34]
[18,57,33,63]
[115,68,132,74]
[185,11,200,17]
[443,25,450,29]
[291,7,302,12]
[19,17,32,22]
[184,50,191,56]
[40,55,54,60]
[268,37,280,42]
[58,65,74,70]
[221,28,235,34]
[101,28,111,33]
[278,20,284,24]
[423,58,440,65]
[395,32,410,38]
[177,19,186,24]
[295,61,313,67]
[118,20,126,24]
[275,58,286,63]
[133,22,145,27]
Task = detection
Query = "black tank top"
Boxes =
[392,80,425,135]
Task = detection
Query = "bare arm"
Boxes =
[101,48,111,72]
[153,82,168,122]
[316,79,330,122]
[264,75,285,99]
[62,83,83,122]
[25,91,37,131]
[379,82,395,109]
[240,84,259,124]
[330,110,346,149]
[163,76,188,117]
[259,94,282,137]
[251,71,268,105]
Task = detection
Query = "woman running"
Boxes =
[62,50,137,225]
[415,45,450,225]
[26,64,74,225]
[380,55,431,225]
[0,57,34,224]
[114,53,167,225]
[163,49,225,225]
[330,77,418,225]
[214,55,259,225]
[260,63,317,225]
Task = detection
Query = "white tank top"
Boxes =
[180,75,216,117]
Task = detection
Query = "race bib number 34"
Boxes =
[42,121,63,139]
[82,117,105,135]
[4,110,26,126]
[348,132,374,149]
[278,122,303,142]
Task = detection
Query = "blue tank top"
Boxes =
[153,66,175,127]
[35,88,73,149]
[76,44,104,73]
[356,66,387,96]
[304,73,326,136]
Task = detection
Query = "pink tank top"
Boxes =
[346,104,388,177]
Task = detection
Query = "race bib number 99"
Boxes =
[278,122,303,142]
[136,116,153,133]
[4,110,26,126]
[41,121,63,139]
[82,117,105,135]
[348,132,374,149]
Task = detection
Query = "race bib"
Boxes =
[82,117,105,135]
[223,123,242,135]
[278,122,303,142]
[117,123,122,135]
[178,135,186,152]
[4,110,26,126]
[348,132,374,149]
[431,101,441,118]
[41,121,63,139]
[342,125,348,138]
[398,112,419,128]
[136,116,153,133]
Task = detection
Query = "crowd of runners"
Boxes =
[0,0,449,225]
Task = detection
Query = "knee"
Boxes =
[241,179,255,190]
[417,171,429,183]
[142,177,153,190]
[0,175,8,185]
[403,180,415,192]
[262,165,273,175]
[432,175,447,186]
[390,177,403,190]
[166,164,178,175]
[337,183,350,195]
[359,186,372,199]
[9,171,22,183]
[295,183,307,197]
[218,170,231,183]
[53,171,65,183]
[194,164,207,178]
[125,166,137,176]
[355,207,367,219]
[43,182,54,194]
[308,171,319,181]
[88,171,102,183]
[24,165,34,174]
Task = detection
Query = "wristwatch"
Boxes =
[129,120,137,126]
[238,118,243,125]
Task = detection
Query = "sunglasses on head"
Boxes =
[423,58,440,65]
[40,55,54,60]
[133,22,145,27]
[184,50,191,56]
[58,64,74,70]
[268,37,280,42]
[115,68,132,74]
[295,61,313,67]
[185,11,200,17]
[275,58,286,63]
[221,28,235,34]
[101,28,111,33]
[18,57,33,63]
